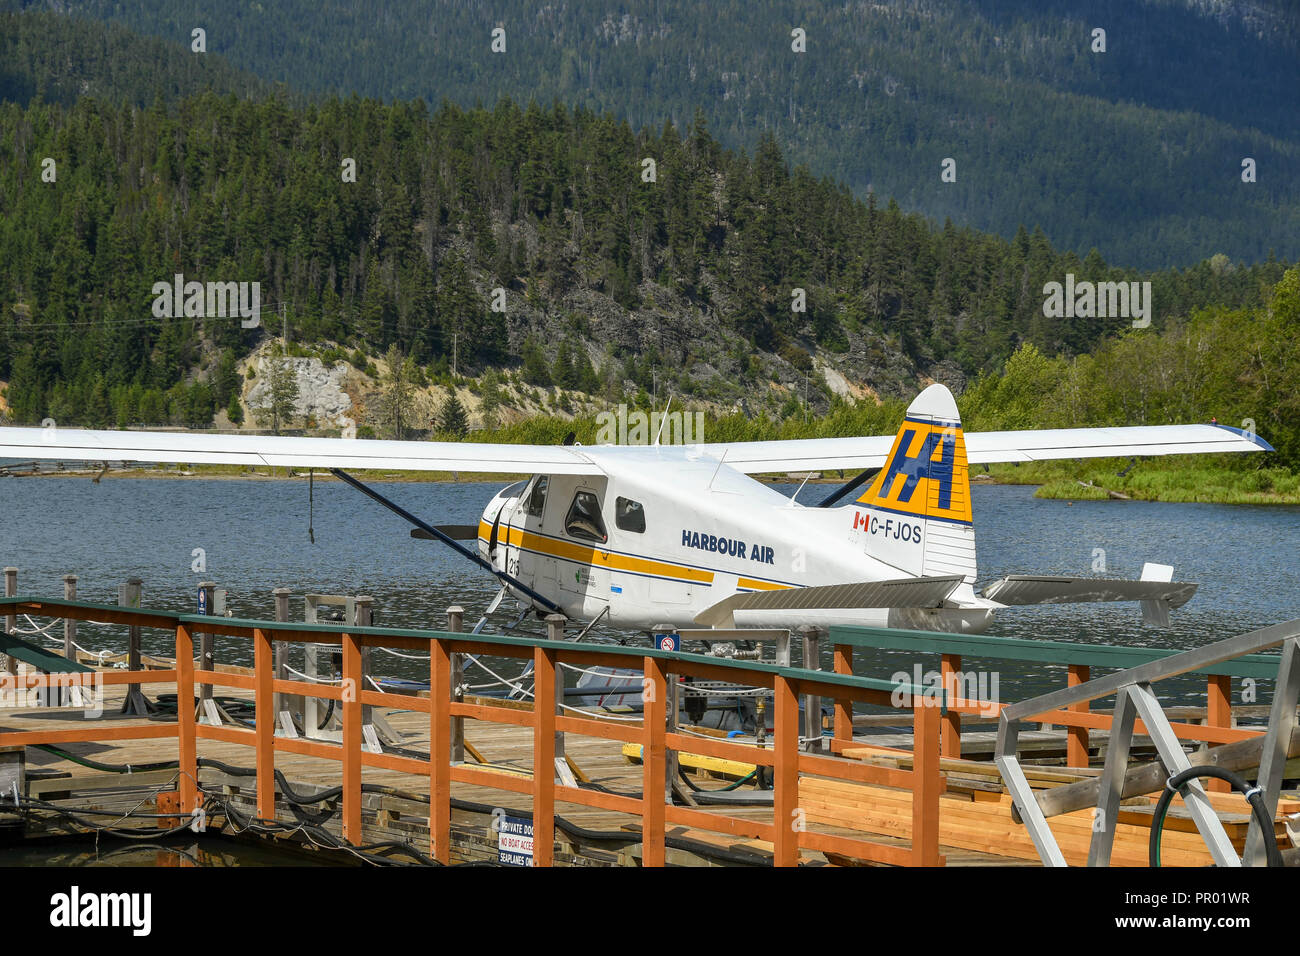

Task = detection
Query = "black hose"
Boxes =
[28,750,774,866]
[677,766,757,793]
[1149,765,1284,867]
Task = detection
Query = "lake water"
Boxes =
[3,475,1298,866]
[2,476,1298,703]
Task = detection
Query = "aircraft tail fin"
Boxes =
[854,384,976,587]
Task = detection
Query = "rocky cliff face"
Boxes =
[244,352,354,429]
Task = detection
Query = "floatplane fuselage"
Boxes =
[0,383,1269,635]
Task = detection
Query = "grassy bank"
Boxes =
[985,458,1300,505]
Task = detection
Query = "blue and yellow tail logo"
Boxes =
[856,417,972,525]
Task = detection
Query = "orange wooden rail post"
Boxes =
[912,700,943,866]
[429,637,453,863]
[532,646,557,867]
[174,623,198,814]
[253,628,275,820]
[641,656,667,867]
[833,644,853,750]
[940,653,962,758]
[1066,664,1091,768]
[342,632,363,844]
[1206,674,1232,792]
[772,673,800,867]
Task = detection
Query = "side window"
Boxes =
[526,476,548,518]
[615,496,646,534]
[564,491,608,543]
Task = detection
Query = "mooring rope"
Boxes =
[71,640,122,662]
[464,656,533,698]
[376,647,430,660]
[557,702,643,721]
[559,661,633,679]
[12,614,63,636]
[282,663,345,684]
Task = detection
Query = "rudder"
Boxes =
[854,384,977,586]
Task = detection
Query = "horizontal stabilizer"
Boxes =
[694,575,965,629]
[410,525,479,541]
[980,575,1197,609]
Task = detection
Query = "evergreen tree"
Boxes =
[437,391,469,438]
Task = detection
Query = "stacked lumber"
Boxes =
[799,775,1296,866]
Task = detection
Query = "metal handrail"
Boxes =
[994,617,1300,868]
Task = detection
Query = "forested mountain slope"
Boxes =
[0,93,1287,430]
[9,0,1298,267]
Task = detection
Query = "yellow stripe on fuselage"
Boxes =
[737,577,792,592]
[493,526,715,585]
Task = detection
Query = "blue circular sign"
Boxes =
[197,588,208,615]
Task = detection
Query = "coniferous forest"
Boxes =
[1,4,1299,474]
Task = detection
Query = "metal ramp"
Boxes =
[0,629,94,709]
[995,619,1300,867]
[0,630,93,675]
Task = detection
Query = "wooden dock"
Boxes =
[3,594,1299,868]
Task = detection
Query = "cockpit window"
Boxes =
[564,491,608,543]
[499,480,527,500]
[526,476,548,518]
[615,496,646,534]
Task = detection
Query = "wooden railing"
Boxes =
[0,596,946,867]
[828,626,1275,790]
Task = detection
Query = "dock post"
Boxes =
[446,606,464,763]
[532,646,558,866]
[912,697,943,866]
[175,623,198,815]
[800,625,824,753]
[3,567,16,673]
[273,588,296,735]
[197,581,216,708]
[772,673,800,867]
[341,630,362,845]
[62,574,77,664]
[1205,674,1232,792]
[59,574,78,706]
[253,628,275,820]
[356,597,378,752]
[833,643,853,753]
[545,614,568,782]
[940,653,962,758]
[120,577,149,715]
[641,655,668,867]
[652,625,678,801]
[429,636,452,863]
[1067,664,1091,769]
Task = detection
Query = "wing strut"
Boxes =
[816,467,879,508]
[329,468,565,616]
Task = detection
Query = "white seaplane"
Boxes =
[0,384,1270,635]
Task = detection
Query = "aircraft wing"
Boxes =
[0,421,1269,477]
[0,427,602,475]
[689,424,1271,475]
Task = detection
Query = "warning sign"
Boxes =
[498,815,534,866]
